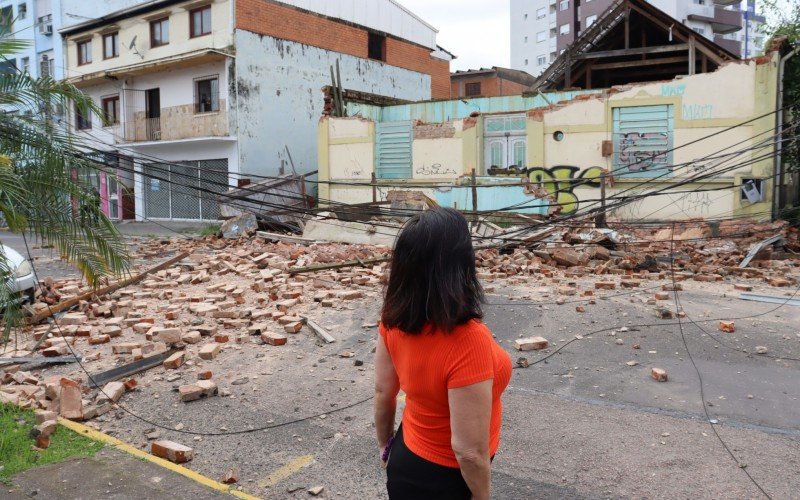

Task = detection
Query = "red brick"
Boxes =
[651,368,668,382]
[151,440,193,463]
[514,337,548,351]
[163,351,184,369]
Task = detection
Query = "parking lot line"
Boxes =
[258,455,315,488]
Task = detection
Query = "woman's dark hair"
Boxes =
[381,207,484,334]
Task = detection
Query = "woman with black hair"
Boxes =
[374,207,512,499]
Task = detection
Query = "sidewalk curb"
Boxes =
[57,417,260,500]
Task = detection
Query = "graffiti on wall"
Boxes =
[617,132,671,172]
[682,104,714,120]
[415,163,457,176]
[661,84,686,97]
[527,165,605,214]
[660,83,714,120]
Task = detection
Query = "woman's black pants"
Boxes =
[386,425,472,500]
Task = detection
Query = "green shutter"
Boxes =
[375,121,412,179]
[613,105,674,177]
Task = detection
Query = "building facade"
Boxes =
[451,67,535,98]
[60,0,452,221]
[0,0,63,80]
[511,0,764,75]
[318,32,788,222]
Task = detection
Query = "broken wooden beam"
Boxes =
[88,349,177,388]
[256,231,315,245]
[302,317,336,343]
[29,251,191,325]
[288,256,391,275]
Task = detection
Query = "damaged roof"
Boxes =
[452,66,536,86]
[528,0,740,92]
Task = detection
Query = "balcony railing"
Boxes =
[714,35,742,55]
[121,102,228,143]
[712,6,742,34]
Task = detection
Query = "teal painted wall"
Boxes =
[348,90,603,123]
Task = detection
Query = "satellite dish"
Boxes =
[128,35,144,59]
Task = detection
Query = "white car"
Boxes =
[1,244,36,302]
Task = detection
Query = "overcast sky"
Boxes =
[399,0,791,73]
[399,0,510,72]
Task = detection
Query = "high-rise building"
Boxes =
[511,0,764,75]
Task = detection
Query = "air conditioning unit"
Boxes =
[39,23,53,35]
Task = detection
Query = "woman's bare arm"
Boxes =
[374,337,401,452]
[449,380,492,500]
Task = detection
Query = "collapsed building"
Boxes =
[317,0,798,222]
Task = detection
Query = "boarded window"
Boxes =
[612,105,674,177]
[375,121,412,179]
[464,82,481,96]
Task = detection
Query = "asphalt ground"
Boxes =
[3,230,799,499]
[48,274,799,499]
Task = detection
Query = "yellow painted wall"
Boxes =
[318,56,781,220]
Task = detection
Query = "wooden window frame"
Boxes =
[464,82,481,97]
[101,95,120,125]
[189,5,211,38]
[75,103,92,130]
[103,32,118,60]
[77,39,92,66]
[150,17,169,47]
[193,75,219,113]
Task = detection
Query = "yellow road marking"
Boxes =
[57,418,260,500]
[258,455,315,488]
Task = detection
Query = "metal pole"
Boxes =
[471,168,478,223]
[596,172,607,228]
[371,172,377,203]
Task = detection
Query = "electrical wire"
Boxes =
[667,223,773,499]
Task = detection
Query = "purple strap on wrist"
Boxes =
[381,434,395,462]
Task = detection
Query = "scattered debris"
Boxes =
[651,368,668,382]
[151,440,194,463]
[514,337,549,351]
[718,321,735,333]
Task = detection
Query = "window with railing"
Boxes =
[39,55,53,77]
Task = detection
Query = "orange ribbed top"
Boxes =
[379,319,512,468]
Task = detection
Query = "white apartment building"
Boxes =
[511,0,764,76]
[60,0,451,221]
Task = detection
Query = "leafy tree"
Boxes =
[0,20,130,343]
[761,0,800,219]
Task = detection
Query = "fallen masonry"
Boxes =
[0,218,796,442]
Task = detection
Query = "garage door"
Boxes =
[143,159,228,220]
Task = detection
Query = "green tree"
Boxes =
[762,0,800,220]
[0,20,130,342]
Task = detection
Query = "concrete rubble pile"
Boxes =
[1,219,798,433]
